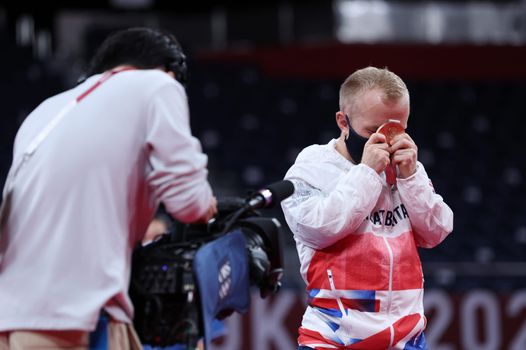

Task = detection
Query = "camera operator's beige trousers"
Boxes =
[0,321,142,350]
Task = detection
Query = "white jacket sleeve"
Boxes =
[145,81,213,223]
[282,163,383,250]
[397,162,454,248]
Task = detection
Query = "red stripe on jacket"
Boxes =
[306,231,423,292]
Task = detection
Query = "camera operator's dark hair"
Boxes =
[85,27,187,85]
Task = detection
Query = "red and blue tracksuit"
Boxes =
[282,139,453,349]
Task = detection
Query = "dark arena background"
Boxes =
[1,1,526,349]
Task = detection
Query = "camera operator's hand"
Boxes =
[361,133,390,174]
[193,196,217,224]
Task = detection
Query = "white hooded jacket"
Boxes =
[282,139,453,349]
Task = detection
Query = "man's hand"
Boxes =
[361,133,391,174]
[390,133,418,178]
[193,196,218,224]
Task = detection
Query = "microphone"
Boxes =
[246,180,295,209]
[211,180,295,235]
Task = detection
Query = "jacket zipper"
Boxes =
[382,236,395,347]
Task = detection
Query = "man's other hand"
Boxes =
[390,133,418,178]
[361,133,390,174]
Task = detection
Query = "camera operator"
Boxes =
[0,27,216,349]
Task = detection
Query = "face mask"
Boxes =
[344,115,369,163]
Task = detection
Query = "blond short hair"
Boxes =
[339,66,408,112]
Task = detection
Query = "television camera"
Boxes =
[129,180,294,349]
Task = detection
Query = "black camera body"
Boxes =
[129,199,285,348]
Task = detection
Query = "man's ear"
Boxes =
[335,111,349,133]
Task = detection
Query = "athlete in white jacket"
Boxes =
[282,67,453,350]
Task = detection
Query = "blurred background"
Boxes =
[1,0,526,349]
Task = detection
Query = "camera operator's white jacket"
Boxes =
[282,139,453,349]
[0,70,212,332]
